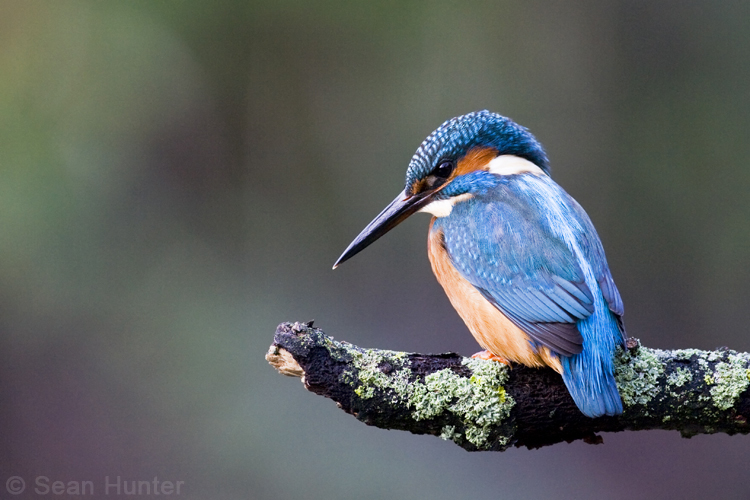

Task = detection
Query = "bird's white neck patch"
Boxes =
[419,193,473,217]
[486,155,545,176]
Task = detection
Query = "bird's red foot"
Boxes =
[471,350,510,365]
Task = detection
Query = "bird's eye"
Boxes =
[433,160,455,178]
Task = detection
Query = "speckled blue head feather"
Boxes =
[405,110,550,192]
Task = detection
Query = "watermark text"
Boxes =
[4,475,185,496]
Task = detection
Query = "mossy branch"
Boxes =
[266,322,750,451]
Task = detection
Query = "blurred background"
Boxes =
[2,1,750,498]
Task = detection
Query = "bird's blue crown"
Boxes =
[405,110,550,190]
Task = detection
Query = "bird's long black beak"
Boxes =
[333,189,431,269]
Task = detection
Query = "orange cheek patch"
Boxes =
[452,147,498,179]
[410,147,496,195]
[410,178,427,195]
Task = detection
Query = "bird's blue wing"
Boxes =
[568,197,626,337]
[437,188,596,356]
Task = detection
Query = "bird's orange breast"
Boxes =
[427,220,562,373]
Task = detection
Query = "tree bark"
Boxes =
[266,321,750,451]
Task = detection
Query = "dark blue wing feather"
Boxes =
[436,182,596,356]
[567,197,627,339]
[475,286,585,355]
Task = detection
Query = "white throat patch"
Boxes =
[487,155,545,176]
[419,193,473,217]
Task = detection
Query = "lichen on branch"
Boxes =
[267,322,750,450]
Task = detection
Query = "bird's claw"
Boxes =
[471,350,510,365]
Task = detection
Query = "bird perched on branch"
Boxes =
[334,110,626,418]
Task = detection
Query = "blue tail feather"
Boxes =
[561,353,622,417]
[560,307,623,418]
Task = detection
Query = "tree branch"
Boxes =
[266,321,750,450]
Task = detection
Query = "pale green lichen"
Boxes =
[667,367,692,388]
[707,351,722,362]
[411,369,462,420]
[345,349,412,405]
[440,425,461,441]
[617,346,750,414]
[615,347,666,406]
[338,343,514,450]
[354,385,374,398]
[672,348,702,361]
[709,353,750,410]
[410,358,514,449]
[697,357,710,371]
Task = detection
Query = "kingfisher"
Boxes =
[333,110,626,418]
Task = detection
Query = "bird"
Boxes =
[333,110,626,418]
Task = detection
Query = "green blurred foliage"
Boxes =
[2,1,750,498]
